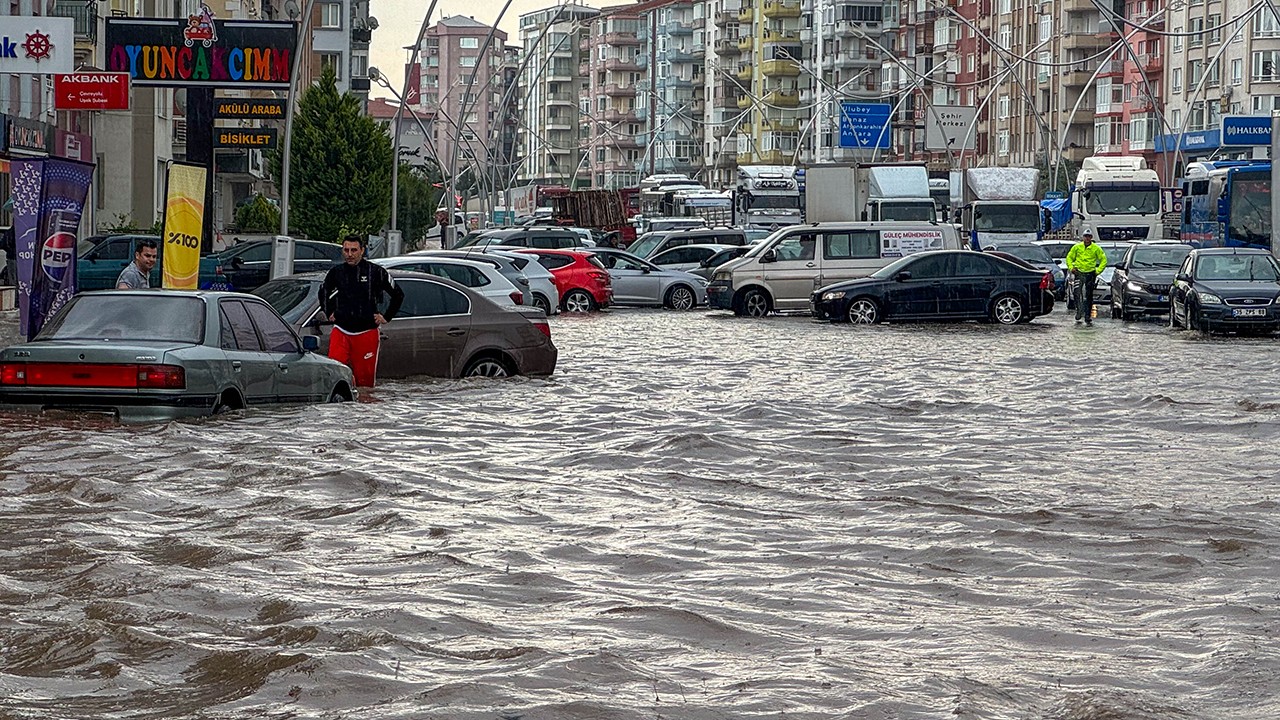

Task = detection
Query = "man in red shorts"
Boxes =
[318,235,405,387]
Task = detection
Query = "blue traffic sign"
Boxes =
[1220,115,1272,146]
[838,102,892,149]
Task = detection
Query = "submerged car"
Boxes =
[585,247,708,309]
[199,239,343,292]
[1109,242,1192,320]
[512,249,613,313]
[0,291,355,422]
[1090,241,1135,306]
[253,270,557,378]
[1170,248,1280,333]
[811,250,1055,325]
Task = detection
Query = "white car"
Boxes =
[484,248,561,316]
[375,256,524,309]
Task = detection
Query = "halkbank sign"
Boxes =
[1220,115,1272,147]
[104,5,296,89]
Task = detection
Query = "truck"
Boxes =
[804,163,938,223]
[733,165,803,229]
[546,188,640,244]
[1071,156,1162,241]
[960,167,1050,249]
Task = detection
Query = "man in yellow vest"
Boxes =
[1066,228,1107,325]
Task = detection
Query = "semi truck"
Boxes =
[804,163,938,223]
[1072,156,1162,241]
[733,165,803,229]
[960,167,1050,249]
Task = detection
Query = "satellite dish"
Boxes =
[285,0,300,19]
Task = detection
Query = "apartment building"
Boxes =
[304,0,374,103]
[639,0,704,177]
[703,0,746,186]
[517,3,599,186]
[735,0,808,165]
[582,5,646,189]
[806,0,894,164]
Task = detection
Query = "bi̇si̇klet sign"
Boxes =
[103,4,297,89]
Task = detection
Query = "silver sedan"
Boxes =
[586,247,708,309]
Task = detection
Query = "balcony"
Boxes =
[1062,66,1095,87]
[738,95,754,108]
[736,65,754,81]
[917,43,933,54]
[665,20,695,35]
[763,118,800,132]
[738,36,754,51]
[763,0,801,19]
[764,89,800,107]
[612,136,642,150]
[763,30,801,44]
[548,91,575,105]
[605,32,642,45]
[1097,59,1123,77]
[1138,53,1162,73]
[546,64,575,81]
[836,49,877,67]
[761,59,801,77]
[603,108,638,123]
[668,48,697,63]
[546,117,575,131]
[739,5,755,22]
[716,38,743,55]
[605,57,642,72]
[604,83,633,97]
[715,10,737,26]
[714,92,741,109]
[52,0,94,39]
[1131,95,1155,111]
[757,149,787,163]
[579,62,590,76]
[1062,32,1110,51]
[834,20,863,37]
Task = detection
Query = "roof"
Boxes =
[1191,247,1272,254]
[437,15,492,27]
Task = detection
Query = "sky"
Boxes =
[368,0,606,101]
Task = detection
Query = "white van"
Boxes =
[707,222,965,316]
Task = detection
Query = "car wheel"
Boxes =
[846,297,880,324]
[562,289,595,313]
[328,387,348,403]
[211,390,243,415]
[1194,306,1212,333]
[991,294,1025,325]
[464,356,511,377]
[532,293,552,316]
[738,288,770,317]
[665,284,696,310]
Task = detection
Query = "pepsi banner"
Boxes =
[10,158,95,339]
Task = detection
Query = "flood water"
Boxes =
[1,308,1278,719]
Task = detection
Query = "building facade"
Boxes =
[517,3,599,186]
[582,5,646,189]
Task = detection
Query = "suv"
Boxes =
[454,227,587,250]
[628,227,747,259]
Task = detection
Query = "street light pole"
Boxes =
[279,0,318,237]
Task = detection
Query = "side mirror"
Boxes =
[641,266,651,273]
[896,271,913,282]
[1176,272,1191,283]
[301,335,320,352]
[760,249,777,264]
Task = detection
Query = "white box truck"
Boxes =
[1072,156,1161,241]
[961,167,1050,249]
[805,163,937,223]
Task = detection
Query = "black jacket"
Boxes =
[318,259,405,333]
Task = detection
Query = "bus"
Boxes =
[1180,160,1271,250]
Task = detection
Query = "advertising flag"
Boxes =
[160,162,207,289]
[9,159,44,339]
[28,159,94,339]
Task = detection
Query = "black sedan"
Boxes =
[1170,248,1280,333]
[811,250,1054,325]
[200,240,344,292]
[1109,242,1192,320]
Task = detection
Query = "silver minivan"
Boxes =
[707,222,965,316]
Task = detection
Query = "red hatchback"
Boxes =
[514,249,613,312]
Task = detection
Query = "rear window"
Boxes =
[253,279,318,325]
[38,295,206,344]
[586,255,608,270]
[537,254,573,270]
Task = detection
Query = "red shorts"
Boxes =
[329,327,380,388]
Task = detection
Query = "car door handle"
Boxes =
[805,262,815,268]
[277,362,288,370]
[231,360,242,370]
[446,328,466,336]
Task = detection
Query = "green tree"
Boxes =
[268,65,392,241]
[234,194,281,232]
[397,160,442,250]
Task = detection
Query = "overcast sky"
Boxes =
[368,0,607,100]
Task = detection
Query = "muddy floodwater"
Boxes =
[0,309,1278,719]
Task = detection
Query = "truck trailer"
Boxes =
[804,163,938,223]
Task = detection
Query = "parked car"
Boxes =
[583,247,708,310]
[484,249,560,316]
[199,239,343,292]
[981,241,1066,297]
[77,234,163,291]
[413,249,532,300]
[710,222,966,317]
[811,250,1055,325]
[1109,242,1192,320]
[627,227,748,259]
[1170,248,1280,333]
[686,246,752,281]
[453,227,587,250]
[1036,239,1075,272]
[511,249,612,313]
[1090,241,1135,305]
[649,243,738,273]
[375,256,524,308]
[636,217,708,235]
[0,290,354,422]
[253,270,558,378]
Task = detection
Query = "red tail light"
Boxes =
[1040,272,1052,290]
[0,362,184,389]
[588,271,611,286]
[532,319,551,337]
[509,291,524,306]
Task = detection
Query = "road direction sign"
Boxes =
[54,72,131,111]
[923,105,978,151]
[838,102,891,150]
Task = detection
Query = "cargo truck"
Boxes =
[1072,156,1162,241]
[804,163,938,223]
[733,165,803,229]
[960,167,1051,249]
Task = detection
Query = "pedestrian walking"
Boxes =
[115,238,159,289]
[318,234,405,388]
[1066,229,1107,325]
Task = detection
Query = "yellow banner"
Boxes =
[161,163,207,290]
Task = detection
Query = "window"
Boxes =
[774,234,816,262]
[460,56,477,68]
[235,243,273,263]
[1189,59,1204,86]
[998,129,1009,156]
[997,94,1010,119]
[1170,108,1181,128]
[1252,95,1280,113]
[1205,61,1221,87]
[998,0,1010,13]
[218,307,237,350]
[1207,14,1222,44]
[1189,18,1203,48]
[998,24,1011,48]
[1254,51,1280,82]
[244,301,299,353]
[319,52,342,80]
[905,254,951,279]
[1172,26,1182,52]
[1038,14,1051,41]
[822,231,877,259]
[1172,67,1182,92]
[1188,102,1205,131]
[220,300,263,351]
[955,253,996,276]
[459,37,478,49]
[535,254,572,270]
[319,2,341,28]
[397,280,470,317]
[1256,7,1280,37]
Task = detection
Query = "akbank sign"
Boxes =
[1220,115,1272,147]
[0,16,73,74]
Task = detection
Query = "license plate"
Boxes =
[1157,295,1167,303]
[1233,308,1267,317]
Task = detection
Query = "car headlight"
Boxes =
[1197,291,1224,305]
[1126,281,1144,292]
[821,290,846,301]
[712,271,732,282]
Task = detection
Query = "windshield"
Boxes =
[1195,254,1280,282]
[870,255,919,279]
[747,196,800,210]
[253,279,319,325]
[997,244,1053,264]
[1100,244,1133,265]
[974,204,1041,233]
[880,202,936,222]
[1131,245,1191,268]
[1085,189,1159,215]
[627,234,666,258]
[1227,175,1271,247]
[37,295,206,344]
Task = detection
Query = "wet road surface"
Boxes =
[0,309,1278,719]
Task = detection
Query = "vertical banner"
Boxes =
[28,159,95,340]
[9,159,44,339]
[160,162,208,289]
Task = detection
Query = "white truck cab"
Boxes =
[706,221,965,316]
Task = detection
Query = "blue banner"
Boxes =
[13,159,95,340]
[9,159,43,340]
